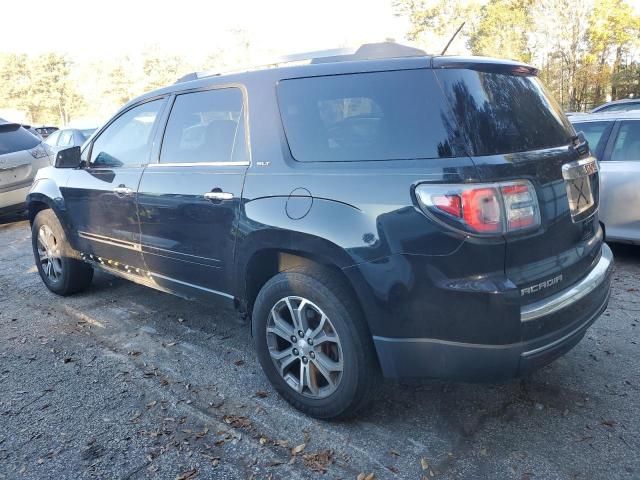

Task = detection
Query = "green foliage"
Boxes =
[469,0,534,62]
[395,0,640,110]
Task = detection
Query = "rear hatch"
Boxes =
[433,60,601,305]
[0,123,50,191]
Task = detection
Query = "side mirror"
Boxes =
[55,146,82,168]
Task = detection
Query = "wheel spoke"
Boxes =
[38,228,49,250]
[308,314,328,341]
[313,332,339,347]
[286,298,309,334]
[270,347,297,376]
[313,351,343,375]
[51,259,63,276]
[267,310,295,342]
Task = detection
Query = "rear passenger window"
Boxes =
[611,121,640,161]
[277,70,459,162]
[160,88,246,164]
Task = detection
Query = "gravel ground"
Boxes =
[0,213,638,480]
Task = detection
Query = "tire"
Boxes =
[31,209,93,295]
[252,265,378,419]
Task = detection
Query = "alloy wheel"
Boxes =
[37,225,63,282]
[266,296,344,399]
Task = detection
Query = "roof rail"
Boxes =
[175,42,428,83]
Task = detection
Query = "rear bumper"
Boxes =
[0,184,31,213]
[373,243,613,380]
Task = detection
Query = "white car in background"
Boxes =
[0,121,53,216]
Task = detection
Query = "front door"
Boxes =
[599,119,640,242]
[62,98,166,269]
[136,87,248,299]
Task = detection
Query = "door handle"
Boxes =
[204,191,233,201]
[114,186,134,196]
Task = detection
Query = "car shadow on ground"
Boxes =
[0,211,28,228]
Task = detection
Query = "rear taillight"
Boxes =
[415,180,540,235]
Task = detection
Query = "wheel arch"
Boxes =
[236,231,363,322]
[27,181,78,250]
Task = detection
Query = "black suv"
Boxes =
[27,43,613,419]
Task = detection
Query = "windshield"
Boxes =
[0,124,41,155]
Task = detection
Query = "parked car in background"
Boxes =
[570,111,640,243]
[0,121,53,215]
[27,43,612,419]
[45,128,96,155]
[591,98,640,113]
[20,124,43,139]
[35,126,59,139]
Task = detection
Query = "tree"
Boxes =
[469,0,535,62]
[586,0,640,102]
[392,0,482,54]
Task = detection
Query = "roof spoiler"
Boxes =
[432,56,538,76]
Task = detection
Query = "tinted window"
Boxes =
[0,124,40,155]
[160,88,246,164]
[436,69,574,156]
[611,121,640,161]
[571,121,611,155]
[278,70,459,162]
[91,99,162,168]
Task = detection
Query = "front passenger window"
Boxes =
[91,99,163,168]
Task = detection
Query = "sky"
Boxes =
[0,0,410,61]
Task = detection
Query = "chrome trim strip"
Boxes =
[78,231,141,252]
[147,161,249,168]
[520,243,613,322]
[149,271,234,299]
[561,156,599,180]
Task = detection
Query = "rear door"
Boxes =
[62,98,166,269]
[136,86,249,299]
[597,120,640,242]
[434,66,601,304]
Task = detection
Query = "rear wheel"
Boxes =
[32,209,93,295]
[252,266,378,419]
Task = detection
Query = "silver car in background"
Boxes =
[570,111,640,243]
[0,121,53,216]
[44,127,96,156]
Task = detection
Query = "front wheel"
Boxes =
[32,209,93,295]
[252,266,378,419]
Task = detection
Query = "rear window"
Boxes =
[277,69,573,162]
[0,124,40,155]
[277,70,461,162]
[435,69,574,156]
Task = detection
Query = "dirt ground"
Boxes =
[1,213,638,479]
